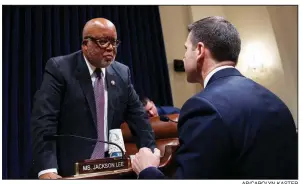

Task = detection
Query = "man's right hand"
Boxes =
[131,147,161,175]
[39,172,62,179]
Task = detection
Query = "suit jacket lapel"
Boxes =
[106,63,118,131]
[75,53,97,129]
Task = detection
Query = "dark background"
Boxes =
[2,5,173,179]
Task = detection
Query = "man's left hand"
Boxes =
[131,147,161,175]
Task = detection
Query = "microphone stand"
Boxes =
[159,115,178,123]
[44,134,126,159]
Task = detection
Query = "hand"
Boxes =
[39,172,62,179]
[131,147,161,175]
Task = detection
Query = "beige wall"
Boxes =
[159,6,201,108]
[159,6,297,125]
[189,6,226,21]
[266,6,298,125]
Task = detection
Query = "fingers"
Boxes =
[131,155,140,175]
[39,173,61,179]
[39,173,52,179]
[131,147,161,176]
[153,148,161,157]
[49,173,61,179]
[139,147,151,153]
[49,175,57,179]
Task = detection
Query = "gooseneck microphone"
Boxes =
[43,134,126,159]
[159,115,178,123]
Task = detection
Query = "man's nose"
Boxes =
[148,110,154,116]
[106,43,114,51]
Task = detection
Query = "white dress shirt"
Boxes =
[38,55,109,177]
[84,55,109,152]
[203,66,235,88]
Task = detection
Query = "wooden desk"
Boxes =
[122,114,179,156]
[63,114,180,179]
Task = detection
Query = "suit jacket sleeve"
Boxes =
[31,58,64,174]
[139,167,165,179]
[138,96,232,179]
[124,68,156,149]
[174,96,232,178]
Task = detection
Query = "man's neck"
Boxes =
[200,60,235,86]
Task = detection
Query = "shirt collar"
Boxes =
[83,55,106,77]
[204,66,235,88]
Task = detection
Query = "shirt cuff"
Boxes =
[38,168,58,177]
[138,166,157,179]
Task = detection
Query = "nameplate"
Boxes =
[75,157,130,175]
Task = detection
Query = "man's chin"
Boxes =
[186,77,196,83]
[99,60,113,68]
[186,73,200,84]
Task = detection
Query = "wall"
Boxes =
[223,6,287,103]
[159,6,200,108]
[266,6,298,125]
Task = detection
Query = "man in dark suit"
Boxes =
[132,16,298,179]
[31,18,156,179]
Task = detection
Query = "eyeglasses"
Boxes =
[84,36,121,48]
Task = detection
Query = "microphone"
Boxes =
[43,134,126,159]
[159,115,178,123]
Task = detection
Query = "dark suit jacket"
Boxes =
[31,51,156,177]
[139,68,297,179]
[156,106,180,116]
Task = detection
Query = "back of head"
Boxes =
[141,97,151,106]
[188,16,241,64]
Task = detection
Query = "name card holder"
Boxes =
[75,157,130,175]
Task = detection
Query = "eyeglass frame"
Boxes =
[84,36,121,48]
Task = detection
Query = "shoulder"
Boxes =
[51,50,81,64]
[108,61,132,84]
[110,61,130,73]
[181,94,219,115]
[47,50,82,69]
[44,51,82,77]
[178,94,228,140]
[180,94,222,125]
[200,76,290,126]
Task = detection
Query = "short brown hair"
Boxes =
[188,16,241,64]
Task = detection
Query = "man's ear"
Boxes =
[81,40,88,51]
[196,42,205,69]
[196,42,205,61]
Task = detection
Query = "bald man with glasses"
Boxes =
[30,18,156,179]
